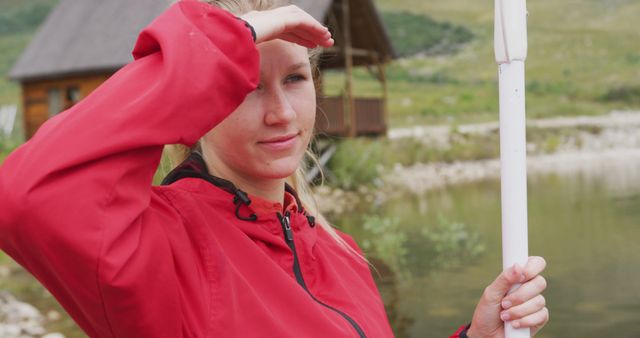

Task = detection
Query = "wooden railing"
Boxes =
[315,96,386,137]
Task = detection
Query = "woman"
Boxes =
[0,0,548,337]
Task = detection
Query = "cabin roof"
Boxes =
[10,0,395,82]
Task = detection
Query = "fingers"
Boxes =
[278,33,317,48]
[280,6,329,39]
[469,256,549,338]
[500,257,548,331]
[279,30,333,49]
[242,5,334,48]
[523,256,546,281]
[502,275,547,310]
[501,294,545,322]
[532,308,551,337]
[511,307,549,330]
[483,263,526,303]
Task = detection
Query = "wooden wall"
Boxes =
[20,69,386,140]
[21,73,112,139]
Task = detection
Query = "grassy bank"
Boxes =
[326,124,607,189]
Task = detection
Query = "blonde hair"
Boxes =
[162,0,368,263]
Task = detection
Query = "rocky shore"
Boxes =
[316,111,640,214]
[0,291,64,338]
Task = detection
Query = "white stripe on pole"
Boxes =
[495,0,530,338]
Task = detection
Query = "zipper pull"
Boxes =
[281,212,293,242]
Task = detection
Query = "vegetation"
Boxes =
[326,123,605,189]
[600,85,640,105]
[327,130,501,189]
[0,1,55,34]
[352,214,485,279]
[380,11,473,57]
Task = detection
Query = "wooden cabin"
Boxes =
[10,0,396,140]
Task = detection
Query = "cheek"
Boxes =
[206,115,256,157]
[292,90,317,132]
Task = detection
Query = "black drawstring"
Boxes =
[233,190,257,221]
[306,215,316,227]
[162,152,257,222]
[162,152,317,226]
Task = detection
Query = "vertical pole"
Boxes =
[379,59,388,135]
[342,0,355,137]
[499,61,529,338]
[495,0,530,337]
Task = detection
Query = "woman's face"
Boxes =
[201,40,316,182]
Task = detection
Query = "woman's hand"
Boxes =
[240,5,334,48]
[467,256,549,338]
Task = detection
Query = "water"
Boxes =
[336,157,640,337]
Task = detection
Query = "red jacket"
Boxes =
[0,1,467,337]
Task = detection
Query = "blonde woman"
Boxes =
[0,0,548,337]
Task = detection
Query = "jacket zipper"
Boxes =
[278,211,367,338]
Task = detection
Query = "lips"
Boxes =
[257,133,300,151]
[258,133,298,144]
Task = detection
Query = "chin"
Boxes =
[256,158,300,180]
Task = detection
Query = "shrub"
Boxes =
[327,138,385,190]
[600,85,640,105]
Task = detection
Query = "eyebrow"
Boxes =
[259,61,311,80]
[287,62,310,72]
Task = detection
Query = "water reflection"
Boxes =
[335,154,640,337]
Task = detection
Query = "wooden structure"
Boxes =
[10,0,396,140]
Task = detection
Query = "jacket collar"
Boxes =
[161,151,308,221]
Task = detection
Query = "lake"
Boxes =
[336,153,640,337]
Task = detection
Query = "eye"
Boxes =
[284,74,307,84]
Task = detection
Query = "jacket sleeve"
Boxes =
[449,324,471,338]
[0,0,259,337]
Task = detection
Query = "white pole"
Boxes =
[495,0,530,337]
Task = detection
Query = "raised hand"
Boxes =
[240,5,334,48]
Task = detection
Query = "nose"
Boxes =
[263,86,296,126]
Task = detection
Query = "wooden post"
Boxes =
[342,0,355,137]
[369,52,389,136]
[20,84,29,140]
[378,58,388,135]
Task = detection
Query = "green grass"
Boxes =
[0,0,56,104]
[322,0,640,126]
[0,32,31,105]
[380,11,473,57]
[0,1,54,34]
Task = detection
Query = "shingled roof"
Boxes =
[10,0,170,81]
[10,0,392,81]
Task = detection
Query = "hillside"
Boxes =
[365,0,640,125]
[1,0,640,130]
